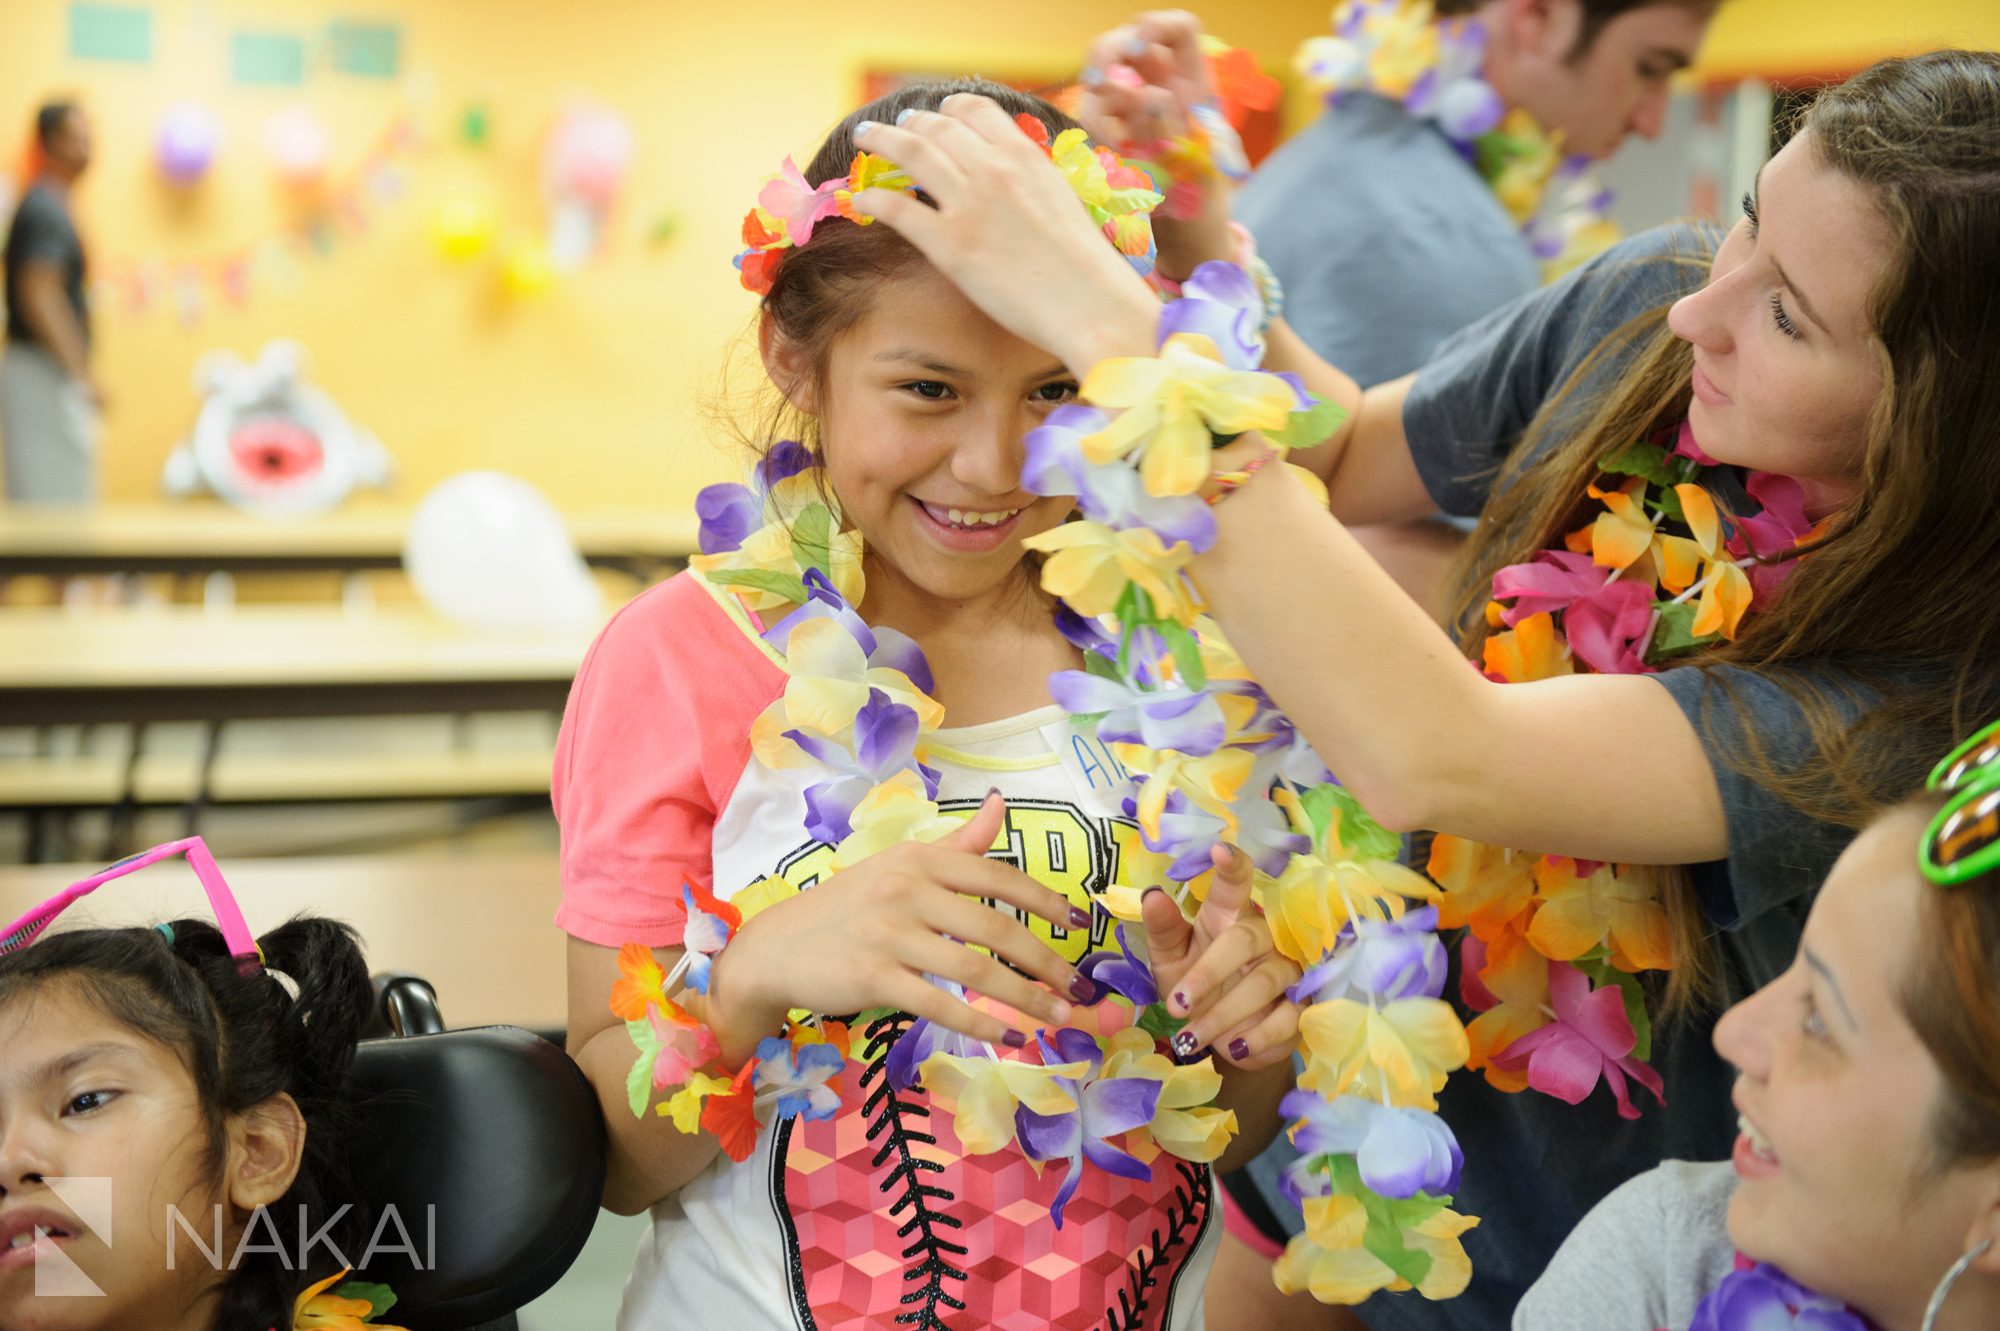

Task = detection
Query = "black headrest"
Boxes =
[346,1025,607,1330]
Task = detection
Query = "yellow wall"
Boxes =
[2,0,1331,513]
[1696,0,2000,82]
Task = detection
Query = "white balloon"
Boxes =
[403,473,603,633]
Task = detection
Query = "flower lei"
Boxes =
[617,133,1485,1305]
[1681,1256,1873,1331]
[1297,0,1620,280]
[1433,423,1821,1119]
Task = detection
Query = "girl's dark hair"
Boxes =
[0,916,374,1330]
[1442,49,2000,1013]
[1896,792,2000,1173]
[745,77,1081,459]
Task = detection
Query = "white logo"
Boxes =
[34,1176,113,1296]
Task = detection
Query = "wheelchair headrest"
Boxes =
[346,993,606,1329]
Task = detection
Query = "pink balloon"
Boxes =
[547,105,631,206]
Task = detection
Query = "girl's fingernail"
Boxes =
[1172,989,1189,1013]
[1081,64,1104,88]
[1002,1029,1028,1048]
[1069,905,1092,928]
[1229,1038,1251,1061]
[895,107,920,126]
[854,119,879,136]
[1069,973,1096,1003]
[1123,34,1148,57]
[987,786,1001,800]
[1170,1030,1201,1063]
[1142,886,1169,904]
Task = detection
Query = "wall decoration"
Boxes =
[153,101,220,185]
[328,21,401,80]
[230,30,307,87]
[542,100,632,270]
[263,104,330,185]
[68,3,151,63]
[163,339,393,515]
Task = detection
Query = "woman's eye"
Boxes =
[1032,381,1079,404]
[64,1090,116,1116]
[1769,292,1803,342]
[903,380,953,401]
[1741,192,1759,236]
[1800,992,1830,1043]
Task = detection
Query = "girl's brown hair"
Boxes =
[1443,49,2000,1011]
[741,78,1082,458]
[1898,791,2000,1171]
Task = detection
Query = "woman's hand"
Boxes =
[705,793,1092,1063]
[1080,10,1240,281]
[849,95,1160,378]
[1142,842,1302,1071]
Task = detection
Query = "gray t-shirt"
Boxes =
[1236,93,1538,387]
[1513,1161,1739,1331]
[1338,224,1951,1331]
[3,183,89,347]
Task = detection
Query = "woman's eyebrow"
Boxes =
[1804,947,1861,1031]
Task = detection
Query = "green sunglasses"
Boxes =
[1920,719,2000,886]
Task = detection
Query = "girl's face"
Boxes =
[0,986,225,1331]
[1714,811,2000,1326]
[1666,130,1893,515]
[807,263,1079,619]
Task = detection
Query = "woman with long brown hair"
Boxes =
[835,42,2000,1331]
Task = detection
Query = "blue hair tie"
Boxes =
[154,923,176,944]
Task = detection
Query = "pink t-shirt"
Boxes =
[554,571,1219,1331]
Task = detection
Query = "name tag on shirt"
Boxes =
[1039,717,1140,820]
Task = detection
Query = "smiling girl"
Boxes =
[556,80,1306,1331]
[839,43,2000,1330]
[1517,722,2000,1330]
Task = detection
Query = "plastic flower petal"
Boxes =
[659,1069,733,1133]
[919,1049,1089,1156]
[753,1034,847,1121]
[1298,997,1469,1111]
[1282,1091,1463,1198]
[1690,555,1753,640]
[1525,857,1672,972]
[1428,835,1537,939]
[757,155,845,247]
[609,942,667,1021]
[1481,611,1574,683]
[1077,924,1160,1007]
[1562,577,1656,676]
[664,881,742,995]
[1489,550,1603,625]
[1492,960,1665,1118]
[293,1270,408,1330]
[1275,1193,1478,1303]
[700,1060,761,1162]
[1156,261,1266,371]
[1585,479,1659,571]
[1100,1029,1235,1161]
[832,770,963,868]
[1024,520,1197,623]
[1079,334,1300,497]
[1290,907,1449,1005]
[1459,932,1550,1093]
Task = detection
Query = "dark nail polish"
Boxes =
[1142,886,1168,902]
[1069,905,1092,928]
[987,786,1002,801]
[1002,1029,1028,1048]
[1170,1030,1201,1063]
[1172,989,1189,1014]
[1068,973,1096,1003]
[1229,1038,1251,1061]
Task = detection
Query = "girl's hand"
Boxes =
[706,793,1093,1062]
[849,95,1160,378]
[1141,843,1302,1072]
[1080,10,1240,281]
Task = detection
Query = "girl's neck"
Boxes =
[858,553,1047,645]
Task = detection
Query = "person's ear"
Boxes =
[225,1093,307,1211]
[759,313,819,416]
[1497,0,1578,64]
[1966,1170,2000,1278]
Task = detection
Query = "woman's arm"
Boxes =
[1196,453,1728,865]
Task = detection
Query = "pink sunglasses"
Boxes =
[0,837,260,969]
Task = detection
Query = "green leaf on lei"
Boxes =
[1159,620,1208,691]
[1326,1154,1450,1287]
[331,1282,399,1320]
[1083,649,1124,682]
[624,1017,659,1118]
[706,568,810,605]
[1647,600,1720,662]
[1598,439,1698,490]
[1265,394,1350,452]
[1302,784,1402,862]
[789,502,833,578]
[1136,1002,1189,1043]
